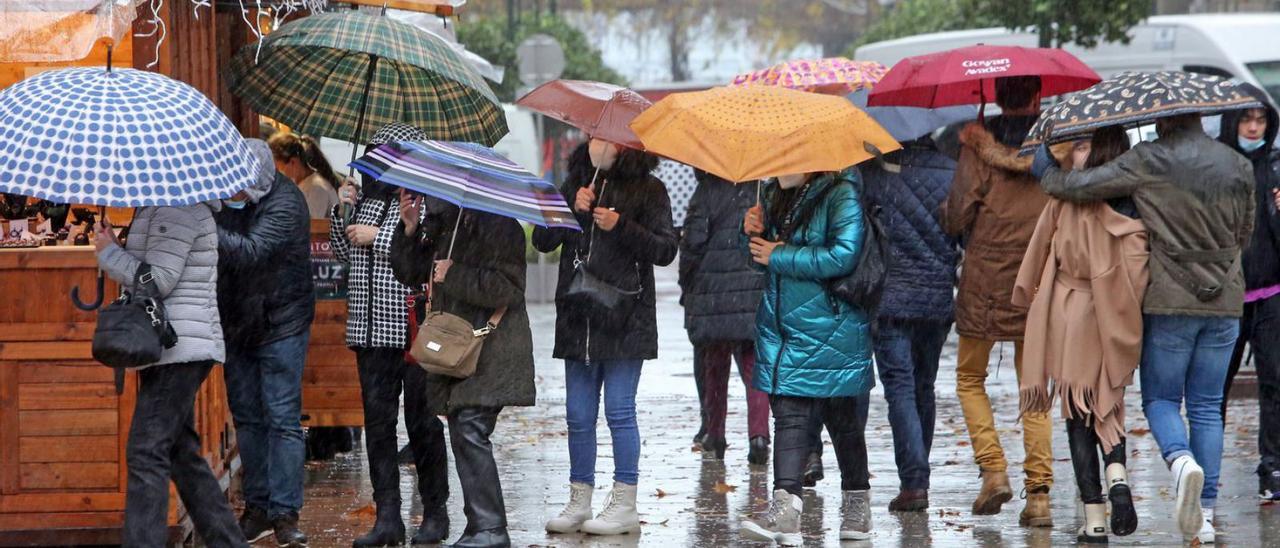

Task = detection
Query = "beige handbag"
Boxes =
[409,307,506,378]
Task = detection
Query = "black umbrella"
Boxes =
[1020,71,1266,154]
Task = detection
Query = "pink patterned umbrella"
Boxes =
[731,57,888,95]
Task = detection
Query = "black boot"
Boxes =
[411,505,450,545]
[747,436,769,466]
[802,451,824,487]
[353,503,406,547]
[701,437,727,460]
[449,528,510,548]
[238,505,272,543]
[448,408,509,548]
[272,513,309,548]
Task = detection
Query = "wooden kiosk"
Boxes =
[0,4,261,546]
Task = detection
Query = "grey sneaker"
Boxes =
[740,489,803,546]
[841,490,872,540]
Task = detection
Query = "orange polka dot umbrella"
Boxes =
[629,85,901,183]
[730,57,888,95]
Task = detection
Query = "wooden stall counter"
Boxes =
[0,246,237,546]
[303,219,363,428]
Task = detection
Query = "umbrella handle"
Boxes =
[71,271,105,311]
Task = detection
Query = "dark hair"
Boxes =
[268,132,342,190]
[564,141,596,191]
[604,146,659,183]
[1085,126,1131,169]
[995,76,1042,111]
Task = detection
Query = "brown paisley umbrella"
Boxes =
[1020,71,1266,153]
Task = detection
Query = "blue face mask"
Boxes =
[1240,135,1267,153]
[224,199,247,210]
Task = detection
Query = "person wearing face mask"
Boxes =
[1217,84,1280,501]
[1014,127,1144,544]
[737,167,875,545]
[1034,112,1255,544]
[330,123,451,547]
[534,140,677,537]
[214,139,314,547]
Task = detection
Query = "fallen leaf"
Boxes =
[343,503,377,523]
[1190,537,1203,547]
[957,440,971,447]
[714,482,738,494]
[638,519,671,526]
[943,460,960,466]
[937,509,960,517]
[655,488,670,498]
[1128,427,1151,436]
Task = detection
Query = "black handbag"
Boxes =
[92,263,178,380]
[787,178,889,313]
[827,191,890,313]
[563,179,641,309]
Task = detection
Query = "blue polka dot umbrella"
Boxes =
[0,67,258,207]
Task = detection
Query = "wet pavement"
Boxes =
[248,266,1280,547]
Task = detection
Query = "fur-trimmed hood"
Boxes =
[960,122,1073,174]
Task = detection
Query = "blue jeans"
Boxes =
[874,319,951,490]
[225,333,309,518]
[1140,314,1239,507]
[565,359,643,486]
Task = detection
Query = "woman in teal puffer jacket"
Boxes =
[738,167,875,546]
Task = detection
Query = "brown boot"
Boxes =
[971,470,1013,515]
[1019,487,1053,527]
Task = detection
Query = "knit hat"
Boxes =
[369,122,428,145]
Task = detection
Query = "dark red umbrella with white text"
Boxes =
[866,44,1101,111]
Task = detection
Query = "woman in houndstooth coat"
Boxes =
[328,123,452,546]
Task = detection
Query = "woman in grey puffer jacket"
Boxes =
[95,203,246,548]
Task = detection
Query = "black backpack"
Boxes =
[786,178,889,313]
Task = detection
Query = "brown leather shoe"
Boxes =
[1019,487,1053,527]
[888,489,929,512]
[971,470,1013,515]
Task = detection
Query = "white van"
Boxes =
[855,14,1280,105]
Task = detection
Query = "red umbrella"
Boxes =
[866,45,1100,109]
[516,79,652,149]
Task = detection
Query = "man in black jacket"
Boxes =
[1218,84,1280,500]
[216,139,315,547]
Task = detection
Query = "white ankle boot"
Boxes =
[545,482,594,533]
[1077,503,1108,544]
[1171,455,1205,536]
[582,482,640,535]
[1197,507,1216,544]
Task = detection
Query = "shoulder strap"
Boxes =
[132,263,162,299]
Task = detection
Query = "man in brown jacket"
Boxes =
[1035,113,1254,544]
[943,75,1057,526]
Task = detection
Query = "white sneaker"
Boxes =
[1171,455,1205,536]
[545,482,593,533]
[1197,507,1216,544]
[740,489,804,546]
[581,482,641,535]
[840,490,872,540]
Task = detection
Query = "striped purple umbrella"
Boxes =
[351,140,580,232]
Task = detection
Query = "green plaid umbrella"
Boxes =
[226,11,507,147]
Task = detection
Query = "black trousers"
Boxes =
[1065,417,1126,504]
[124,361,246,548]
[355,347,449,509]
[1222,295,1280,475]
[448,407,507,532]
[772,395,869,496]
